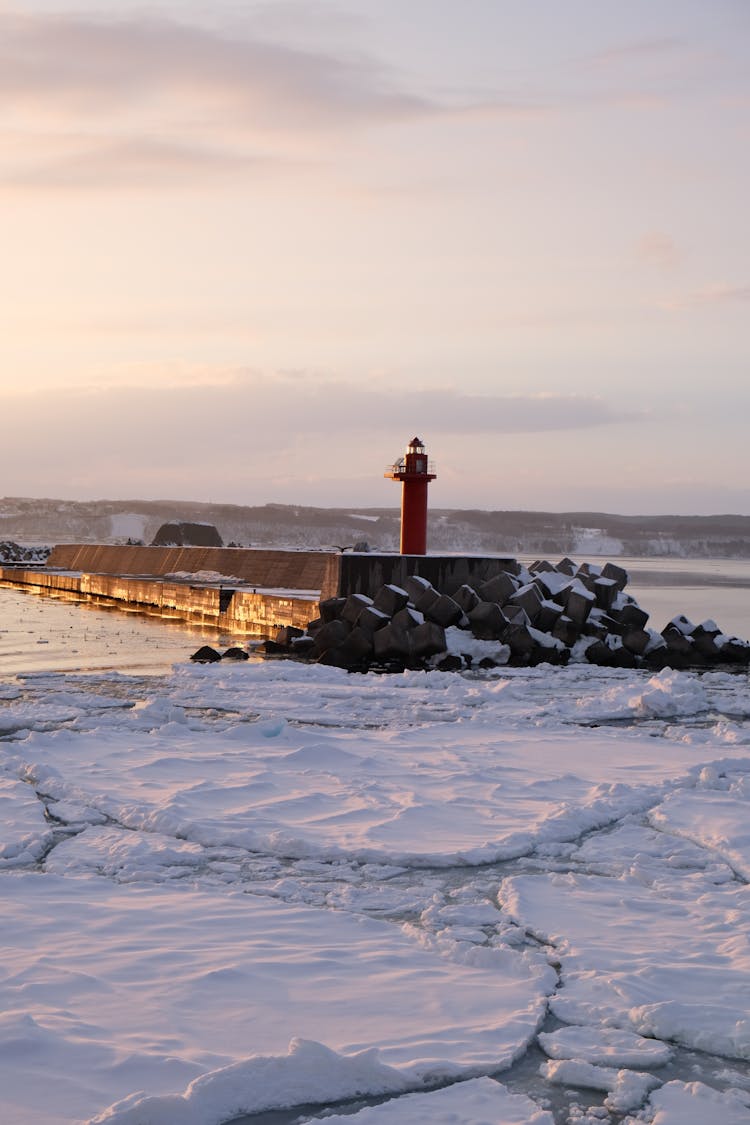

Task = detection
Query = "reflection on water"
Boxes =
[0,585,250,676]
[623,557,750,640]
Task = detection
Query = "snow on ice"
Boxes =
[2,656,750,1122]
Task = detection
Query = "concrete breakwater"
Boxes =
[2,545,522,638]
[0,564,318,637]
[262,556,750,672]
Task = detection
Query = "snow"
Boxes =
[4,633,750,1122]
[109,513,147,541]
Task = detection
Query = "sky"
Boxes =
[1,0,749,514]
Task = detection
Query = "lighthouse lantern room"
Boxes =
[385,436,437,555]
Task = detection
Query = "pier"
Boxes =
[0,544,518,638]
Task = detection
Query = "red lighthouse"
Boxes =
[385,436,437,555]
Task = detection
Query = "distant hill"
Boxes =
[3,496,750,559]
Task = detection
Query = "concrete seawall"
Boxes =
[47,544,343,601]
[2,546,523,639]
[0,566,318,636]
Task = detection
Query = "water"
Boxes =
[2,558,750,676]
[0,584,252,676]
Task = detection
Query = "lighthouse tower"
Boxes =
[385,436,436,555]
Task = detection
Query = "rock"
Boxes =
[152,521,223,547]
[222,646,249,660]
[275,625,304,647]
[435,653,464,672]
[190,645,222,663]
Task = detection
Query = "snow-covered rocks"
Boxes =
[265,556,750,673]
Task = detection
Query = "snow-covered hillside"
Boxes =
[3,497,750,557]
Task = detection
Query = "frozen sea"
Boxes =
[2,559,750,1124]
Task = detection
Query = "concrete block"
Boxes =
[504,623,537,663]
[424,593,464,628]
[529,559,556,573]
[716,637,750,664]
[467,601,509,640]
[584,640,616,667]
[622,627,650,656]
[533,570,573,601]
[504,604,531,628]
[311,618,351,655]
[357,605,391,634]
[341,593,373,625]
[411,621,447,658]
[319,596,346,623]
[552,615,580,646]
[564,587,595,627]
[414,585,441,614]
[537,599,562,632]
[477,571,518,605]
[403,574,434,604]
[452,584,480,614]
[617,603,649,631]
[373,622,412,661]
[593,577,618,612]
[601,561,629,591]
[508,583,543,623]
[337,626,375,664]
[556,557,577,576]
[373,583,410,617]
[392,606,424,631]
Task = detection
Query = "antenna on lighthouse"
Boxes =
[384,436,437,555]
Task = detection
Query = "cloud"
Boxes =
[658,282,750,311]
[0,12,431,126]
[637,230,681,270]
[0,10,545,188]
[0,376,643,490]
[0,375,640,504]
